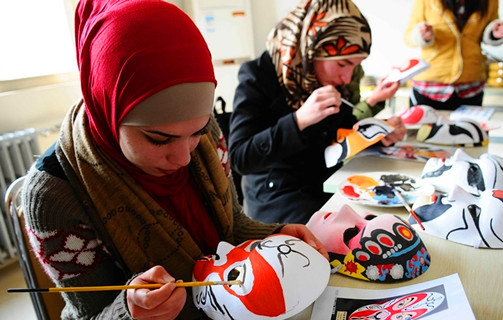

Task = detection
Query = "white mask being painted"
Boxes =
[421,148,503,194]
[192,234,330,320]
[398,105,439,125]
[411,187,503,248]
[325,118,394,168]
[416,118,488,146]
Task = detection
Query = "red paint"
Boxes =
[193,240,286,316]
[366,244,381,255]
[377,234,394,247]
[493,190,503,200]
[397,225,413,240]
[342,185,360,198]
[344,260,359,274]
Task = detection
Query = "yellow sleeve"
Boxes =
[487,0,499,23]
[404,0,426,47]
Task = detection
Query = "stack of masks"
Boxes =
[415,149,503,248]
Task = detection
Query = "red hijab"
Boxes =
[74,0,219,252]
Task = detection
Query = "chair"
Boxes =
[5,176,65,320]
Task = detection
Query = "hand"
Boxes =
[127,266,187,320]
[418,22,434,42]
[381,116,407,146]
[295,85,342,131]
[492,21,503,39]
[366,80,400,107]
[279,224,329,260]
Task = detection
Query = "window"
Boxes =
[0,0,78,82]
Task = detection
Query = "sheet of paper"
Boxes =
[449,105,495,123]
[311,274,474,320]
[357,142,457,163]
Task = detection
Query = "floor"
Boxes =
[0,259,37,319]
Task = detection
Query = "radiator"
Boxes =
[0,128,41,264]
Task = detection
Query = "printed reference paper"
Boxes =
[311,273,474,320]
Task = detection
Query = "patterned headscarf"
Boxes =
[266,0,371,109]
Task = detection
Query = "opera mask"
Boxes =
[421,148,503,194]
[192,234,330,320]
[398,105,439,125]
[306,204,430,282]
[416,118,488,146]
[325,118,394,168]
[411,187,503,248]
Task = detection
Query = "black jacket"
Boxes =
[229,51,358,224]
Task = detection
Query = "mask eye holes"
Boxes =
[467,204,481,221]
[364,214,377,221]
[343,226,360,247]
[226,266,245,287]
[227,266,243,280]
[468,164,479,175]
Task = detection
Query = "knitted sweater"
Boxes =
[21,114,282,319]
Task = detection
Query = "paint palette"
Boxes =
[338,172,435,207]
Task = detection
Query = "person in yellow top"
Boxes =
[404,0,503,110]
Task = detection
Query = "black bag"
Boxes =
[213,96,244,205]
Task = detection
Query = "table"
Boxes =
[315,123,503,319]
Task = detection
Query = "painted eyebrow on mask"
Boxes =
[143,118,211,138]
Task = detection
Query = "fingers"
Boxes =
[127,266,187,320]
[380,81,400,95]
[296,85,342,130]
[387,115,405,128]
[129,283,176,311]
[382,116,407,146]
[129,285,186,320]
[130,266,176,286]
[312,85,343,109]
[493,22,503,39]
[370,81,400,104]
[307,235,330,260]
[419,22,433,41]
[279,224,330,260]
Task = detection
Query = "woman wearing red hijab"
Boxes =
[20,0,328,319]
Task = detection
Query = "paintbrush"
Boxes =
[341,97,355,108]
[8,280,243,293]
[393,188,426,231]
